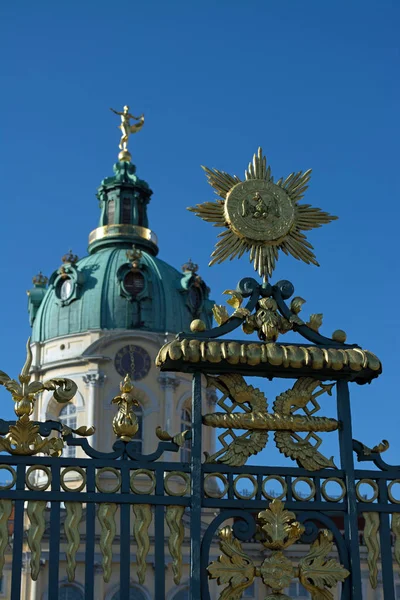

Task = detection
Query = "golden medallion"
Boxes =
[224,180,295,243]
[188,147,337,279]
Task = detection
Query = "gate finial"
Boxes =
[188,147,337,280]
[111,374,142,442]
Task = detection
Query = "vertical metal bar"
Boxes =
[190,372,202,600]
[336,379,362,600]
[378,479,395,599]
[85,465,96,600]
[120,465,130,598]
[285,475,292,502]
[48,466,61,597]
[11,464,25,600]
[154,465,165,600]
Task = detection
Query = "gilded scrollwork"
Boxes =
[392,513,400,567]
[207,526,256,600]
[156,426,189,448]
[0,339,80,456]
[203,374,337,470]
[98,503,117,582]
[0,499,12,578]
[27,500,46,580]
[166,505,185,584]
[363,512,380,589]
[298,529,350,598]
[64,502,83,582]
[208,500,349,600]
[212,289,325,343]
[133,503,152,584]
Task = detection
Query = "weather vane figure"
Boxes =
[110,105,145,162]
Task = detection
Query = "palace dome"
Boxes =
[28,160,213,342]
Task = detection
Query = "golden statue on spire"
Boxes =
[110,105,145,162]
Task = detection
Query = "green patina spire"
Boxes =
[88,160,158,255]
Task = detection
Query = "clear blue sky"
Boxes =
[0,1,399,465]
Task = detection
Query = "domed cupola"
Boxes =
[28,147,213,342]
[88,160,158,256]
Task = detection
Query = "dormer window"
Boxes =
[123,271,145,298]
[60,278,73,301]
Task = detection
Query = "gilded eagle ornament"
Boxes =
[188,148,337,279]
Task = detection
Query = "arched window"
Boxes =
[108,198,115,224]
[180,405,191,463]
[111,586,147,600]
[58,584,84,600]
[59,404,77,458]
[122,197,131,224]
[171,587,190,600]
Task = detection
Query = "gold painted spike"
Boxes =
[27,500,46,580]
[201,166,241,199]
[98,503,117,583]
[392,513,400,566]
[207,526,256,600]
[166,505,185,584]
[133,504,152,584]
[363,512,380,589]
[64,502,83,582]
[0,500,12,578]
[187,201,226,226]
[245,147,270,181]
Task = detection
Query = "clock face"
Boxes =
[114,345,152,381]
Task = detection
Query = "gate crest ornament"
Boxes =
[207,499,350,600]
[188,148,337,279]
[0,339,88,456]
[203,374,337,470]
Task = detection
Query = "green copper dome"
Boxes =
[28,160,213,342]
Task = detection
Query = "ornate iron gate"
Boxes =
[0,147,398,599]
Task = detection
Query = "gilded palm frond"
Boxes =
[187,201,225,227]
[201,166,241,199]
[215,373,267,411]
[217,431,269,466]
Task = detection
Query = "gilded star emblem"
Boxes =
[188,148,337,279]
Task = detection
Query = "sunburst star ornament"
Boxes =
[188,148,337,279]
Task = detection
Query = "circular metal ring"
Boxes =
[233,474,258,500]
[355,479,379,503]
[388,479,400,504]
[130,469,156,495]
[262,475,287,501]
[25,465,52,491]
[321,478,346,502]
[292,477,316,502]
[204,473,229,499]
[164,471,190,497]
[60,466,87,493]
[96,467,121,493]
[0,465,17,490]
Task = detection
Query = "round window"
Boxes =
[60,278,73,300]
[123,271,145,298]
